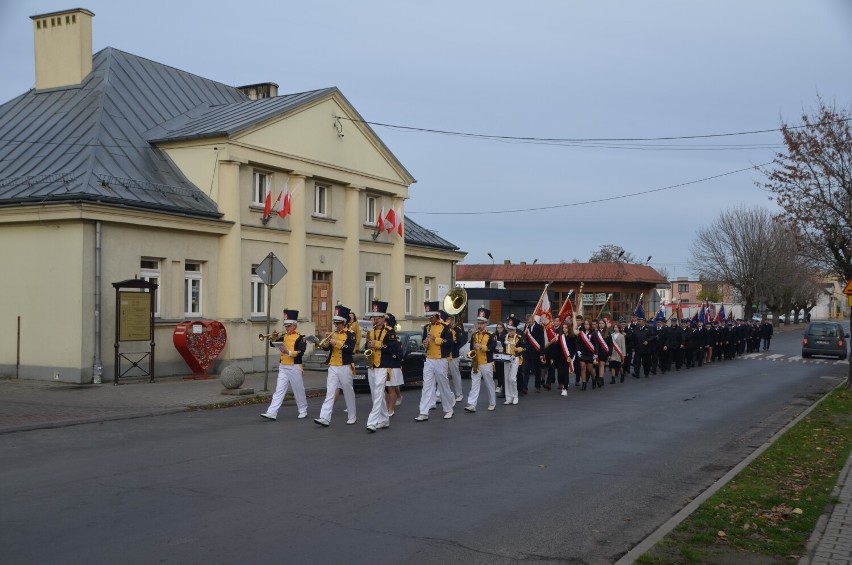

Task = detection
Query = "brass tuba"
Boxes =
[443,287,467,318]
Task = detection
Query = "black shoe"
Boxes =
[620,375,624,383]
[610,377,616,384]
[581,382,587,391]
[632,373,639,379]
[651,369,657,375]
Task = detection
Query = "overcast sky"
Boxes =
[3,1,851,278]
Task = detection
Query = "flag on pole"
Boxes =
[376,206,385,233]
[272,191,284,217]
[263,191,272,218]
[575,283,585,321]
[384,208,397,234]
[634,300,645,320]
[557,290,574,327]
[597,302,612,326]
[716,305,726,323]
[396,211,403,237]
[655,308,666,323]
[531,284,557,342]
[699,303,706,323]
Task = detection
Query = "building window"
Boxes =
[250,265,266,316]
[365,273,377,313]
[253,171,270,206]
[315,184,328,216]
[184,261,203,316]
[139,258,161,317]
[424,277,433,303]
[678,283,689,293]
[366,195,377,225]
[404,276,413,315]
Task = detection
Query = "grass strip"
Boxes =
[638,387,852,564]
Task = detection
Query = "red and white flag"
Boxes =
[272,191,284,217]
[384,208,397,234]
[395,211,403,237]
[277,180,291,219]
[376,206,385,232]
[557,290,574,328]
[262,191,272,217]
[532,284,557,342]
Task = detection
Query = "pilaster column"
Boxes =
[342,185,361,312]
[215,159,243,320]
[285,173,308,319]
[389,197,405,319]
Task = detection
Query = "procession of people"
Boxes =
[261,297,773,432]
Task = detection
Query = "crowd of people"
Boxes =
[259,300,776,432]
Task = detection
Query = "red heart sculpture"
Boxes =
[173,321,227,375]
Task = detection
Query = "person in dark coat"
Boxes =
[761,320,774,351]
[631,318,656,378]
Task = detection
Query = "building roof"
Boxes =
[403,216,459,251]
[457,263,668,285]
[0,48,247,218]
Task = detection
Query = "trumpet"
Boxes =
[306,333,333,348]
[364,348,374,358]
[258,331,280,341]
[467,348,479,374]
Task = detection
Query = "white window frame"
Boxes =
[139,258,161,317]
[678,283,689,293]
[424,277,433,303]
[365,273,377,314]
[404,276,413,316]
[365,195,377,225]
[250,265,266,317]
[314,184,328,216]
[253,171,270,206]
[184,261,203,317]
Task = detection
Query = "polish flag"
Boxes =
[384,208,397,234]
[272,191,283,217]
[395,212,403,237]
[376,206,385,232]
[263,191,272,217]
[277,180,291,219]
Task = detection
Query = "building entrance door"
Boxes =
[311,273,332,337]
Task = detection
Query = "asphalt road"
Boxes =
[1,328,847,565]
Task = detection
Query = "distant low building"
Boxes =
[456,262,668,323]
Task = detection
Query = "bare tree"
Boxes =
[756,98,852,387]
[588,244,636,264]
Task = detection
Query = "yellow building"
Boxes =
[0,8,464,382]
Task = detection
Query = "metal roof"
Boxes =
[0,48,247,217]
[146,89,336,143]
[403,216,459,251]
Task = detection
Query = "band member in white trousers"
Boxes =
[365,300,394,432]
[502,319,525,405]
[314,305,357,427]
[465,307,497,412]
[261,309,308,420]
[445,313,466,402]
[416,301,455,421]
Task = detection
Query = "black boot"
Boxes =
[581,381,587,391]
[610,377,616,384]
[620,374,624,383]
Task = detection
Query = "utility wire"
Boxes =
[409,162,773,216]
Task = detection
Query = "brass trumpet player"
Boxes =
[463,307,497,413]
[261,309,308,421]
[314,305,357,427]
[416,301,455,422]
[364,300,394,433]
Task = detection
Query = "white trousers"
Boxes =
[504,359,519,401]
[367,367,390,427]
[319,365,356,422]
[467,362,496,408]
[266,364,308,417]
[448,356,463,397]
[419,357,454,415]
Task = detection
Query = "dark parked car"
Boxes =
[802,322,849,360]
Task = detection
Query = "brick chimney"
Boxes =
[237,82,280,100]
[30,8,95,90]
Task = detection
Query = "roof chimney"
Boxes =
[31,8,95,90]
[237,82,280,100]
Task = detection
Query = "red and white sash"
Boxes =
[559,334,575,372]
[579,331,595,354]
[525,324,541,352]
[596,331,610,355]
[612,335,624,360]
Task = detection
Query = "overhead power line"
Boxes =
[408,162,774,216]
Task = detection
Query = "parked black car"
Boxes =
[802,322,849,360]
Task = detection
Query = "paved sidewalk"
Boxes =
[0,370,329,434]
[802,454,852,565]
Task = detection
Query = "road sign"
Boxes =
[255,253,287,286]
[843,279,852,296]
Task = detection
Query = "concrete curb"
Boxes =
[615,381,844,565]
[799,453,852,565]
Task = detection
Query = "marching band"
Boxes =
[260,296,769,433]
